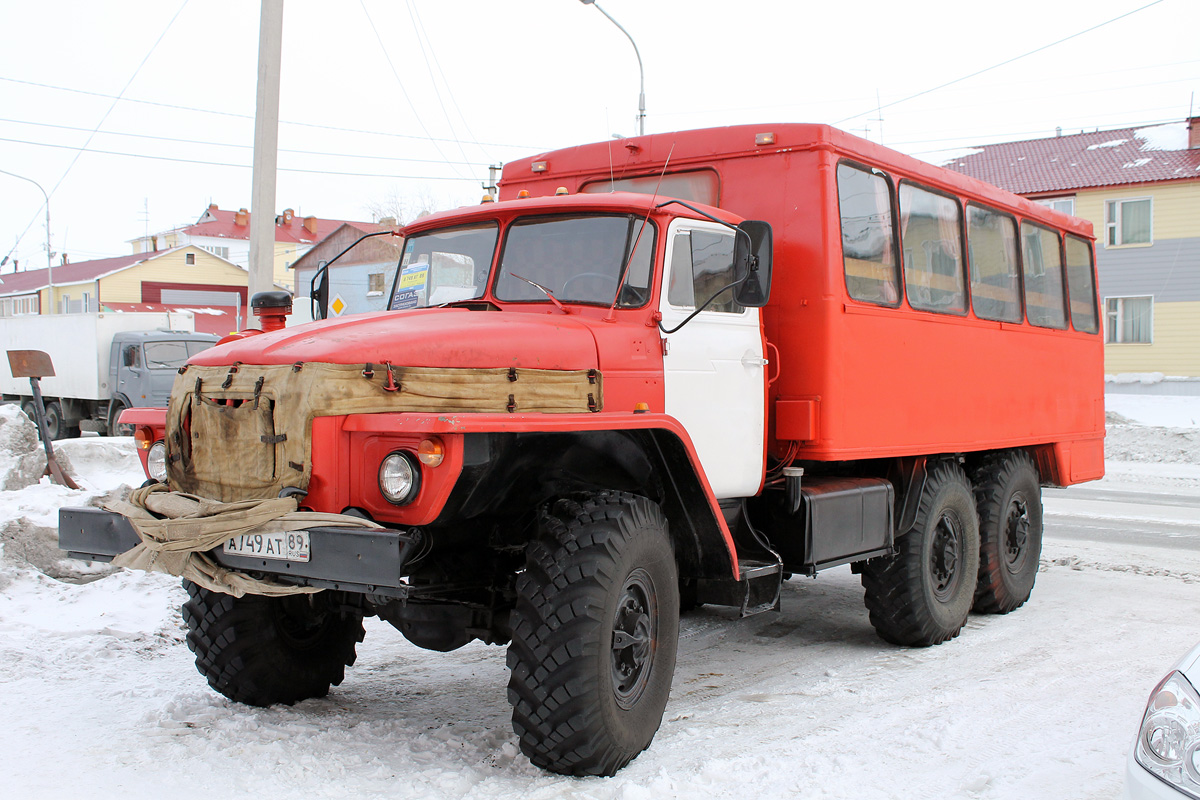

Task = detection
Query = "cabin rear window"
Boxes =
[837,163,900,306]
[580,170,719,206]
[1065,235,1099,334]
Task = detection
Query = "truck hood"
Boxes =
[190,308,601,371]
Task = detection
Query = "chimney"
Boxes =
[235,208,249,226]
[61,254,68,266]
[1189,117,1200,150]
[282,208,294,224]
[1055,126,1062,137]
[208,203,218,212]
[303,215,318,235]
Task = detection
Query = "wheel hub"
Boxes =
[1003,494,1032,574]
[611,568,656,709]
[930,512,963,601]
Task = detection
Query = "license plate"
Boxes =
[223,531,310,562]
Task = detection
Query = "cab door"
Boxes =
[659,219,766,499]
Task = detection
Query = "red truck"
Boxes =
[60,123,1104,776]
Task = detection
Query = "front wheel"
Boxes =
[107,399,132,436]
[860,461,980,647]
[507,492,679,776]
[181,581,364,706]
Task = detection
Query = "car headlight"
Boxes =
[1135,670,1200,798]
[147,441,168,482]
[378,452,420,505]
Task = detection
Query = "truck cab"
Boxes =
[108,331,219,434]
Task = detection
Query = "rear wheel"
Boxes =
[181,581,364,706]
[507,492,679,776]
[973,451,1042,613]
[44,401,70,440]
[860,461,980,646]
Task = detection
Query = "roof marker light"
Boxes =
[481,193,495,203]
[755,132,776,146]
[555,187,569,196]
[517,190,531,199]
[531,160,549,172]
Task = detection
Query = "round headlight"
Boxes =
[378,452,420,505]
[147,441,168,482]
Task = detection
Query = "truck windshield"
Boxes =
[143,340,212,370]
[494,215,654,307]
[389,222,498,310]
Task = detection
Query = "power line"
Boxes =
[0,135,480,181]
[835,0,1167,125]
[0,116,492,167]
[0,74,546,151]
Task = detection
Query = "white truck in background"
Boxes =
[0,312,219,439]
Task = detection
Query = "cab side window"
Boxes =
[667,229,742,313]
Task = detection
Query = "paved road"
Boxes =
[1043,484,1200,550]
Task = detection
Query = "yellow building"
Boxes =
[948,117,1200,377]
[0,245,255,335]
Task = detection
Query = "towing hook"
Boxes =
[383,361,400,392]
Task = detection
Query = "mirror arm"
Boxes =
[657,275,745,335]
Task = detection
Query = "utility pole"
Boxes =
[248,0,284,302]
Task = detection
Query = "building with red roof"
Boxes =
[948,117,1200,378]
[0,245,254,335]
[130,204,373,292]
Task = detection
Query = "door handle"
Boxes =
[741,356,769,368]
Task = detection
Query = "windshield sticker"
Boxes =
[400,240,415,268]
[392,288,421,309]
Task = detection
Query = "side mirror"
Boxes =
[311,262,329,321]
[733,220,772,308]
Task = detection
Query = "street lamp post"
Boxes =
[0,169,52,301]
[578,0,645,136]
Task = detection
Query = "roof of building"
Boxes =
[290,221,401,272]
[944,120,1200,195]
[173,205,372,245]
[0,246,240,297]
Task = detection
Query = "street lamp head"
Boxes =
[578,0,596,4]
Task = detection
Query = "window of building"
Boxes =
[1105,296,1152,343]
[667,229,743,313]
[899,183,966,314]
[967,205,1022,323]
[185,252,196,265]
[1104,197,1152,246]
[1020,222,1067,329]
[1064,236,1099,334]
[1035,197,1075,216]
[199,245,230,259]
[368,272,385,294]
[837,163,900,306]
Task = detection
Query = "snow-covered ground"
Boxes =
[0,401,1198,799]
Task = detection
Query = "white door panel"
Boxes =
[660,220,766,499]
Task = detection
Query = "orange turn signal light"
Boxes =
[134,426,154,450]
[417,437,445,467]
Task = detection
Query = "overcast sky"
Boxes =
[0,0,1195,269]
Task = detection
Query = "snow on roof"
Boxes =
[946,121,1200,194]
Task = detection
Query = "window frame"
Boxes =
[1104,196,1153,247]
[836,159,903,309]
[897,179,968,317]
[1034,197,1076,216]
[1104,295,1154,344]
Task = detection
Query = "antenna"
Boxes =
[604,141,675,321]
[871,90,885,144]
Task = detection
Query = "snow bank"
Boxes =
[0,405,47,491]
[1107,395,1200,429]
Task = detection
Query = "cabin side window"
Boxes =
[967,205,1023,323]
[837,163,900,307]
[900,183,966,314]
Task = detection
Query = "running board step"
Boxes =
[695,559,783,617]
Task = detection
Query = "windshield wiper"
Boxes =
[508,273,569,314]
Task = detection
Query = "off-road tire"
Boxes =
[972,450,1042,614]
[181,581,364,707]
[507,492,680,776]
[860,461,980,647]
[44,401,67,440]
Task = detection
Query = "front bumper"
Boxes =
[58,507,413,597]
